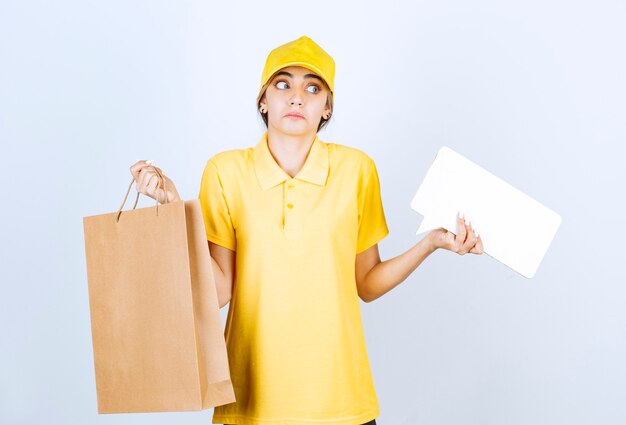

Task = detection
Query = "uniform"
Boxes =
[198,130,388,425]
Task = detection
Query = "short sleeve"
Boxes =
[356,158,389,254]
[198,158,236,251]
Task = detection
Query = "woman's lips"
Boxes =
[285,113,305,119]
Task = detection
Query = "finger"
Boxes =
[137,167,156,191]
[468,231,483,254]
[461,220,477,253]
[136,167,149,191]
[129,161,144,179]
[145,174,160,197]
[130,160,153,179]
[455,212,467,241]
[455,212,468,253]
[474,235,484,254]
[155,187,167,204]
[146,174,159,199]
[470,246,483,255]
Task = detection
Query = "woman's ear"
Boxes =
[323,105,331,120]
[323,93,332,119]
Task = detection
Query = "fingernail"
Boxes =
[475,231,479,238]
[465,218,469,226]
[146,159,153,164]
[459,211,464,219]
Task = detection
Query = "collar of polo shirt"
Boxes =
[253,131,329,190]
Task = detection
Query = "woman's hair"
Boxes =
[257,79,334,132]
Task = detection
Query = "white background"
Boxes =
[1,0,625,424]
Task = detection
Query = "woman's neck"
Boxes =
[266,128,317,178]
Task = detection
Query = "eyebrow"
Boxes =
[273,71,324,84]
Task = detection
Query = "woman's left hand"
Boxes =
[427,212,484,255]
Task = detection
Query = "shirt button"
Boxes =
[287,203,294,209]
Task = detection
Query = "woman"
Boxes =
[130,35,483,425]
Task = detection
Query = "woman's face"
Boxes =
[260,66,331,137]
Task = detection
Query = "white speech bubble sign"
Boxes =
[411,146,562,279]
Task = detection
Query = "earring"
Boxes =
[260,106,266,113]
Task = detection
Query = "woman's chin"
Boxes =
[271,121,316,135]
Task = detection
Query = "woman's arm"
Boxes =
[209,241,236,308]
[355,213,483,303]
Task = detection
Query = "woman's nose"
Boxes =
[289,89,304,106]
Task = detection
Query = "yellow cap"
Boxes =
[256,35,335,104]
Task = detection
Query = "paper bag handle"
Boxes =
[116,165,170,222]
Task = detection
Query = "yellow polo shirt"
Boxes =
[198,131,388,425]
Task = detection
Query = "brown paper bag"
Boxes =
[83,168,235,413]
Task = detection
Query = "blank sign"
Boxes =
[411,146,562,278]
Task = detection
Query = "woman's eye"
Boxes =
[274,80,320,93]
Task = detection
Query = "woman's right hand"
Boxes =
[427,211,484,255]
[129,160,181,204]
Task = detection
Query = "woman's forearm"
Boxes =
[211,256,231,308]
[360,234,437,302]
